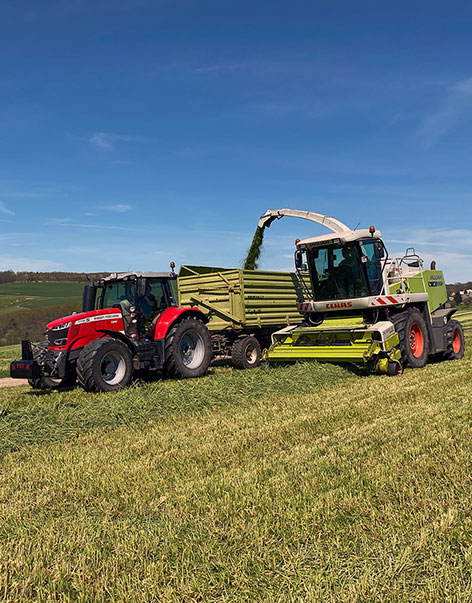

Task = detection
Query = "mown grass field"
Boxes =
[0,309,471,600]
[0,281,84,315]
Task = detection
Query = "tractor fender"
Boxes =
[153,307,208,340]
[97,329,138,355]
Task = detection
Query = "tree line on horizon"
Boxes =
[0,270,110,284]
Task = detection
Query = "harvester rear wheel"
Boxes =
[392,309,429,369]
[28,341,76,390]
[164,317,212,379]
[231,336,262,370]
[444,319,465,360]
[77,338,133,392]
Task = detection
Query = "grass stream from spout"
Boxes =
[243,225,265,270]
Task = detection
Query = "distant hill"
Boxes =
[0,281,85,315]
[0,281,87,345]
[0,270,109,284]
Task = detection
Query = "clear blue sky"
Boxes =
[1,0,472,281]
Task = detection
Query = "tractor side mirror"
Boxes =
[374,241,385,259]
[137,277,147,298]
[294,250,304,270]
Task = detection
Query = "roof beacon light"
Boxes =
[369,225,376,237]
[170,261,176,275]
[295,238,300,245]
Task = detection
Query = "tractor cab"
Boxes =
[83,271,178,337]
[296,229,387,302]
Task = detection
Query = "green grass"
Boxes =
[1,310,472,600]
[0,281,84,315]
[0,344,20,378]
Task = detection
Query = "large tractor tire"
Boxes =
[77,338,133,392]
[28,341,76,390]
[444,319,465,360]
[231,336,262,370]
[164,317,212,379]
[392,308,429,369]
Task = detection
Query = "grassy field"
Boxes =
[0,281,84,315]
[0,344,19,378]
[0,310,471,600]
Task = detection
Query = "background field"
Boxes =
[0,309,471,600]
[0,281,84,315]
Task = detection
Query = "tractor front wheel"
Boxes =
[392,309,429,369]
[77,338,133,392]
[444,319,465,360]
[164,317,212,379]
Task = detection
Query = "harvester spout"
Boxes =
[258,208,351,234]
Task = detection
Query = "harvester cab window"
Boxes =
[310,243,369,301]
[359,240,384,295]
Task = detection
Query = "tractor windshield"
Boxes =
[102,281,137,313]
[308,242,370,301]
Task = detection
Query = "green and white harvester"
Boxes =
[260,209,465,374]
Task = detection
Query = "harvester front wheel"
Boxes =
[392,309,429,369]
[164,317,212,379]
[28,341,76,390]
[77,338,133,392]
[444,319,465,360]
[231,336,262,370]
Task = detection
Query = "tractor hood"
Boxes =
[47,308,123,331]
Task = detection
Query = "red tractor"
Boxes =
[10,271,213,392]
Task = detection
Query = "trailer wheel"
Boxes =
[164,317,212,379]
[444,319,465,360]
[77,338,133,392]
[28,341,76,390]
[392,309,429,369]
[231,336,262,370]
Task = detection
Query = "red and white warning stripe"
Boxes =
[369,295,404,307]
[298,302,315,313]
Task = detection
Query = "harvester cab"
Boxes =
[259,208,465,374]
[10,267,213,392]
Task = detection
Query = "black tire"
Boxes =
[392,308,429,369]
[77,338,133,392]
[231,336,262,370]
[444,319,465,360]
[387,361,402,377]
[28,341,76,390]
[164,317,212,379]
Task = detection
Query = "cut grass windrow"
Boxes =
[0,362,348,461]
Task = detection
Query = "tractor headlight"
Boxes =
[51,322,72,331]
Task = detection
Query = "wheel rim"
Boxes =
[245,343,258,365]
[180,329,205,369]
[453,329,461,354]
[409,323,424,358]
[100,351,126,385]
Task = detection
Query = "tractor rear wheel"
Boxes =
[392,309,429,369]
[444,319,465,360]
[28,341,76,390]
[164,317,212,379]
[231,336,262,369]
[77,338,133,392]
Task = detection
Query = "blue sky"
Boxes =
[1,0,472,281]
